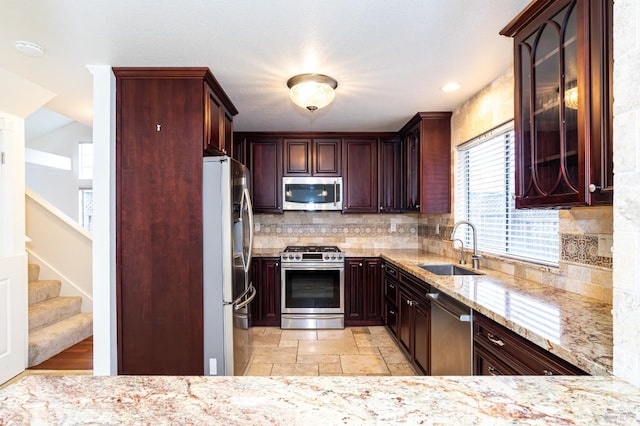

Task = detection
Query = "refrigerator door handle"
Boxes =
[242,187,254,274]
[234,283,256,311]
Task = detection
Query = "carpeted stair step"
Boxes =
[28,263,40,283]
[29,296,82,332]
[28,313,93,367]
[29,280,62,305]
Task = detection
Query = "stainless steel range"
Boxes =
[280,245,345,329]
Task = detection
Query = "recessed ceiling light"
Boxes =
[441,83,460,92]
[15,41,45,57]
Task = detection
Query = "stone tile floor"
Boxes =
[244,326,416,376]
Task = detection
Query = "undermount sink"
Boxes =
[417,264,482,276]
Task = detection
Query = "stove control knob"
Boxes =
[331,255,336,259]
[295,255,301,260]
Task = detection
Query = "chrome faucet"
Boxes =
[451,221,481,269]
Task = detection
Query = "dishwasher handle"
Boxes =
[427,292,471,322]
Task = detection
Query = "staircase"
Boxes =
[28,263,93,367]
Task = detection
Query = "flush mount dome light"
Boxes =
[15,40,45,57]
[287,73,338,112]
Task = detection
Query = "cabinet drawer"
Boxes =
[382,262,400,280]
[474,343,519,376]
[384,277,398,304]
[473,313,586,376]
[399,271,429,295]
[385,301,398,336]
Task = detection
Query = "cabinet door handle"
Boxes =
[542,369,554,376]
[359,263,363,267]
[389,310,395,315]
[487,333,506,347]
[488,366,498,376]
[589,184,600,193]
[381,265,385,269]
[275,262,279,267]
[389,284,395,289]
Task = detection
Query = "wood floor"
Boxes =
[29,336,93,370]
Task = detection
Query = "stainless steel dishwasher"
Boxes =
[426,290,473,375]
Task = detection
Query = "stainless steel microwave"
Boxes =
[282,177,343,211]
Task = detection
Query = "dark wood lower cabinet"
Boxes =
[345,258,383,326]
[473,312,587,376]
[474,344,519,376]
[250,258,281,327]
[397,286,430,375]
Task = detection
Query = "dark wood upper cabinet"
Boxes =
[283,137,341,176]
[379,137,403,213]
[403,131,420,211]
[342,138,378,213]
[313,139,341,176]
[501,0,613,208]
[113,67,236,375]
[399,112,452,214]
[248,138,283,213]
[202,73,238,157]
[283,138,312,175]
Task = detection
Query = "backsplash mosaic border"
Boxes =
[560,234,613,269]
[257,223,418,238]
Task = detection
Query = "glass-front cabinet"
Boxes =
[501,0,612,208]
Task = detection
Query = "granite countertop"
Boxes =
[2,375,639,424]
[343,248,613,376]
[255,248,612,375]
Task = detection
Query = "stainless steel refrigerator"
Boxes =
[203,156,255,376]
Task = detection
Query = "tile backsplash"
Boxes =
[254,211,612,303]
[254,212,420,250]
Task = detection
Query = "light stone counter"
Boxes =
[343,248,613,376]
[1,375,639,424]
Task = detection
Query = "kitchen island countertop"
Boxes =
[1,375,639,425]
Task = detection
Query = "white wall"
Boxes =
[613,0,640,388]
[88,65,117,376]
[25,120,92,220]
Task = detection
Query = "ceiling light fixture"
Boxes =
[15,40,45,57]
[441,82,460,92]
[287,73,338,112]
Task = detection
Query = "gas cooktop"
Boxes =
[280,245,344,262]
[283,245,342,253]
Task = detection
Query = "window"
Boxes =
[78,142,93,231]
[455,123,559,265]
[79,189,93,231]
[78,142,93,180]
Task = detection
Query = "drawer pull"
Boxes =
[487,333,506,347]
[389,310,395,315]
[389,284,395,289]
[543,369,554,376]
[488,366,498,376]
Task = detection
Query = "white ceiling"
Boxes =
[1,0,530,132]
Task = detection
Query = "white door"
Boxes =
[0,114,28,384]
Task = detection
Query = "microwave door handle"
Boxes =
[334,180,337,206]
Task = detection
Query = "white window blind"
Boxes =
[455,124,559,265]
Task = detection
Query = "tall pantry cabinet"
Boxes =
[114,68,237,375]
